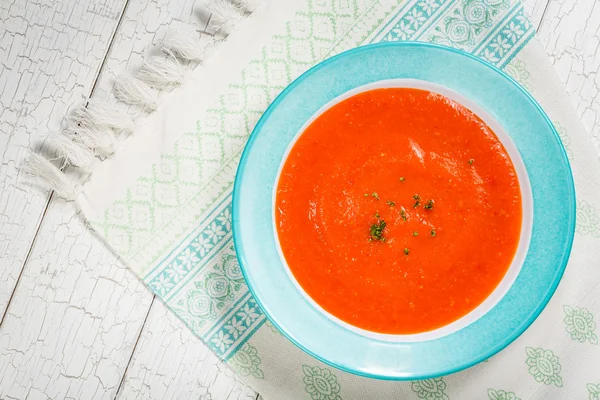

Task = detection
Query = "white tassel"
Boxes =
[162,30,208,61]
[236,0,264,12]
[136,50,185,89]
[113,73,159,109]
[64,115,116,154]
[22,153,81,200]
[206,0,244,34]
[46,134,96,168]
[71,100,134,133]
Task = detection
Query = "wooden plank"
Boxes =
[0,197,153,399]
[0,0,124,319]
[536,0,600,151]
[0,1,150,397]
[523,0,550,29]
[0,0,256,398]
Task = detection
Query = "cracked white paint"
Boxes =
[0,0,254,398]
[0,0,123,318]
[522,0,550,29]
[537,0,600,154]
[0,197,153,399]
[2,0,597,399]
[115,300,256,400]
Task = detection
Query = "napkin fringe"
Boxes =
[135,50,186,90]
[162,30,210,61]
[206,0,245,34]
[46,134,96,169]
[63,100,132,157]
[114,73,160,110]
[70,98,135,134]
[22,0,266,200]
[21,153,82,200]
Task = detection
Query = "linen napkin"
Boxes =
[69,0,600,398]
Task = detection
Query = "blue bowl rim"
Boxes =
[232,41,576,380]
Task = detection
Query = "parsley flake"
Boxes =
[400,208,407,221]
[369,219,387,242]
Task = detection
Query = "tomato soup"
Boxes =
[275,88,522,334]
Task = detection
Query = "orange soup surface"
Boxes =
[276,88,522,334]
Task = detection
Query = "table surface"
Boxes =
[1,0,599,399]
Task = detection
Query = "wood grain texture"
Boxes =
[536,0,600,152]
[0,0,254,398]
[522,0,550,29]
[0,197,152,399]
[0,0,123,319]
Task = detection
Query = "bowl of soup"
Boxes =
[232,42,575,379]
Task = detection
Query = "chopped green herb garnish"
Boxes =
[404,248,410,255]
[369,219,387,242]
[400,208,407,221]
[372,192,380,200]
[412,231,419,237]
[386,200,395,207]
[364,193,369,197]
[375,212,380,219]
[424,200,434,210]
[399,177,405,182]
[431,229,437,237]
[468,159,474,165]
[412,194,421,208]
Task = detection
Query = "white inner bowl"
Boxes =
[273,78,534,343]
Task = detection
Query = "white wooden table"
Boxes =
[0,0,598,398]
